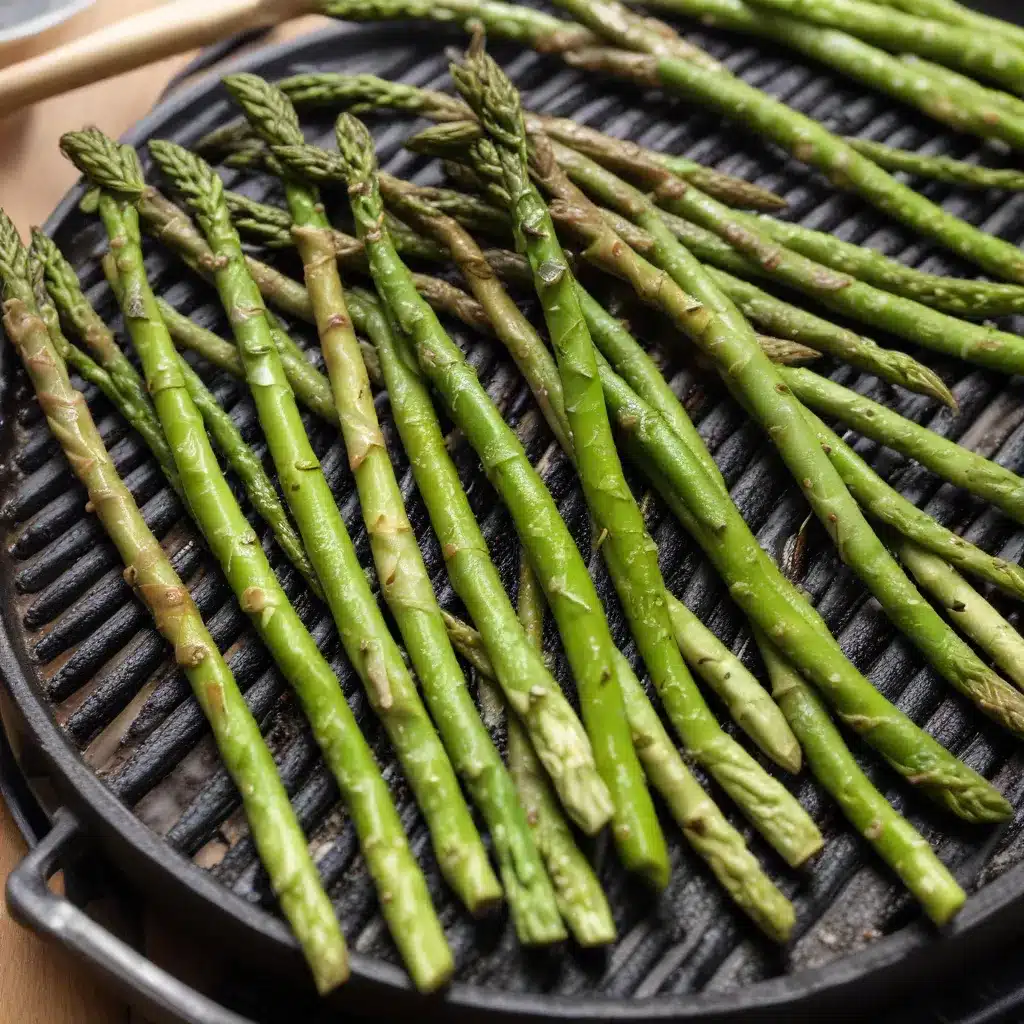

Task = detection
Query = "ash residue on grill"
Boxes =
[5,11,1024,1009]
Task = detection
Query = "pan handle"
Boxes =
[4,807,253,1024]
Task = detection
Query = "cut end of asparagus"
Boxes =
[224,73,306,150]
[60,128,146,200]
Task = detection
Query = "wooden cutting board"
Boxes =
[0,4,325,1020]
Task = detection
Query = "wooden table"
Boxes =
[0,4,324,1020]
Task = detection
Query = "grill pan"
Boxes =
[6,9,1024,1022]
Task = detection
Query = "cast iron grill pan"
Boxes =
[6,8,1024,1021]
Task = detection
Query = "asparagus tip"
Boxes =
[224,72,305,149]
[60,128,145,199]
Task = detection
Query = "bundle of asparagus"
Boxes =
[11,0,1024,995]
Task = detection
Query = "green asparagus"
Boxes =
[780,366,1024,526]
[58,132,454,992]
[1,214,351,994]
[745,216,1024,318]
[147,136,503,916]
[34,232,321,593]
[325,113,672,884]
[325,0,1024,281]
[845,138,1024,190]
[802,411,1024,602]
[898,540,1024,694]
[755,633,966,926]
[739,0,1024,93]
[622,0,1024,149]
[366,147,813,843]
[228,72,571,941]
[874,0,1024,56]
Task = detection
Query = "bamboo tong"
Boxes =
[0,0,309,120]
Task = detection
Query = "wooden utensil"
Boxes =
[0,0,309,121]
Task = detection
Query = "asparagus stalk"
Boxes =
[745,216,1024,318]
[755,633,966,926]
[366,149,811,830]
[57,134,454,992]
[409,121,952,406]
[738,0,1024,93]
[399,125,1010,821]
[122,179,493,335]
[899,54,1024,122]
[665,596,801,772]
[509,559,616,945]
[551,13,1024,283]
[898,540,1024,694]
[325,113,671,886]
[594,358,1010,821]
[780,366,1024,526]
[550,131,1005,402]
[845,138,1024,190]
[327,0,1024,281]
[450,595,797,942]
[457,81,1024,749]
[241,68,1024,317]
[379,171,1008,833]
[23,251,183,497]
[267,71,786,210]
[875,0,1024,56]
[448,49,822,866]
[802,412,1024,603]
[0,214,350,993]
[146,137,502,917]
[34,232,321,594]
[622,0,1024,149]
[228,64,571,945]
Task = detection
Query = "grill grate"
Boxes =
[5,10,1024,1006]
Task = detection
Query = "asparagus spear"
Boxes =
[898,540,1024,694]
[738,0,1024,93]
[22,251,183,497]
[548,131,1001,403]
[33,231,321,594]
[875,0,1024,55]
[366,157,809,816]
[593,358,1010,821]
[449,597,797,942]
[409,121,952,406]
[237,70,1024,316]
[386,157,1006,823]
[755,633,966,926]
[0,214,350,993]
[508,559,616,944]
[118,178,492,335]
[803,412,1024,603]
[552,6,1024,283]
[622,0,1024,149]
[899,54,1024,123]
[452,46,824,866]
[146,136,502,917]
[228,67,571,944]
[844,138,1024,190]
[265,71,786,210]
[57,133,454,992]
[325,114,672,887]
[459,78,1024,744]
[368,303,611,943]
[745,216,1024,318]
[780,366,1024,526]
[325,0,1024,281]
